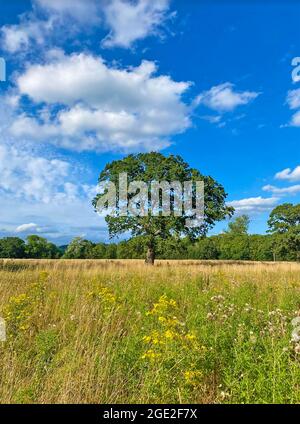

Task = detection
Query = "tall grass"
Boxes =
[0,259,300,404]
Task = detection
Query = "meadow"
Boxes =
[0,259,300,404]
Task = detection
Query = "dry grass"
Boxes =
[1,259,300,404]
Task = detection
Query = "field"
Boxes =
[0,259,300,404]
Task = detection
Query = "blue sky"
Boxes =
[1,0,300,244]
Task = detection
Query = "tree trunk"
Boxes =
[145,246,155,265]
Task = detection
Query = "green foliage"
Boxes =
[268,203,300,261]
[117,237,145,259]
[226,215,250,236]
[25,235,61,259]
[268,203,300,234]
[92,243,107,259]
[185,237,219,260]
[93,152,233,262]
[103,243,117,259]
[62,237,118,259]
[63,237,95,259]
[34,329,59,369]
[0,237,25,258]
[0,233,298,261]
[215,234,251,260]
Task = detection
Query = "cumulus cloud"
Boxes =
[1,1,98,53]
[12,53,191,152]
[1,194,107,244]
[1,13,53,53]
[0,140,105,243]
[285,89,300,127]
[263,184,300,196]
[227,196,279,213]
[1,0,173,52]
[0,144,76,203]
[275,166,300,182]
[15,223,39,233]
[288,110,300,127]
[102,0,172,48]
[286,88,300,110]
[1,26,31,53]
[34,0,102,24]
[195,82,260,112]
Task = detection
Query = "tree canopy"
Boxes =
[0,237,26,258]
[268,203,300,261]
[25,235,61,259]
[268,203,300,234]
[93,152,233,264]
[226,215,250,236]
[63,237,95,259]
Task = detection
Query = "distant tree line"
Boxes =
[0,235,62,259]
[1,203,299,262]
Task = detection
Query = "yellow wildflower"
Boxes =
[184,370,203,387]
[141,349,161,361]
[165,329,176,339]
[186,332,196,341]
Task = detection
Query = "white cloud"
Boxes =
[0,139,105,243]
[1,0,173,53]
[195,82,260,112]
[275,166,300,182]
[288,110,300,127]
[0,193,107,244]
[263,184,300,195]
[0,144,74,203]
[285,90,300,127]
[200,115,222,124]
[228,196,279,213]
[102,0,171,48]
[1,15,53,53]
[17,55,188,109]
[34,0,102,24]
[286,88,300,110]
[15,223,39,233]
[12,53,191,152]
[1,1,99,53]
[1,26,30,53]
